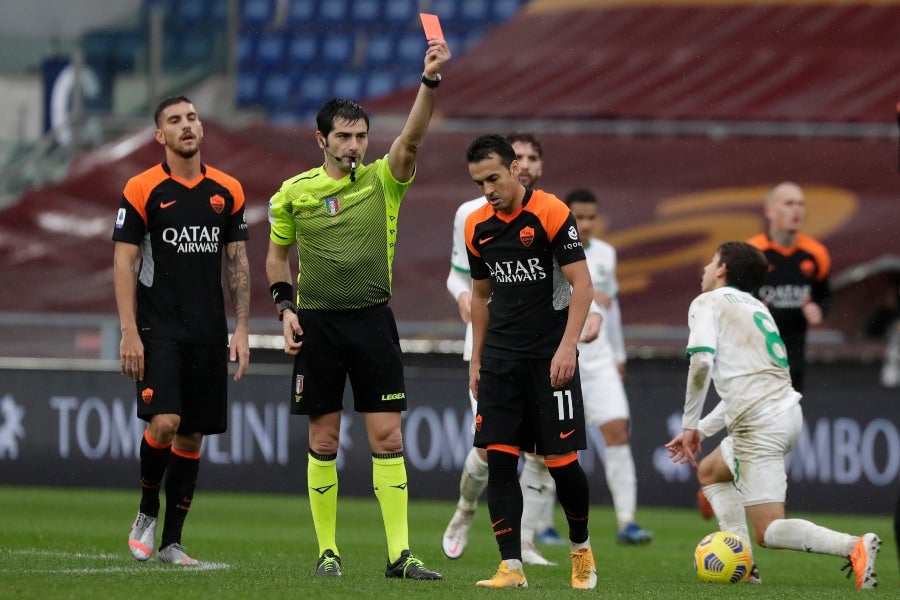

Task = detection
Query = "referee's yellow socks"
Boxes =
[308,451,339,557]
[372,453,409,562]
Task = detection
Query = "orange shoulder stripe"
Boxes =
[529,190,572,241]
[795,233,831,280]
[206,165,245,214]
[123,164,168,225]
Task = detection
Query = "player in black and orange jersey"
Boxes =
[112,95,250,566]
[747,181,832,392]
[463,134,596,590]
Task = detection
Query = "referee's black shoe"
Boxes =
[385,550,442,580]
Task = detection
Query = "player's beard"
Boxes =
[173,146,200,159]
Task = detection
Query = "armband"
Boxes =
[270,282,294,304]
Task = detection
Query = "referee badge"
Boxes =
[324,197,340,216]
[295,375,304,394]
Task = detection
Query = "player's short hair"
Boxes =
[717,241,769,294]
[316,98,370,137]
[565,188,597,207]
[154,95,193,126]
[505,132,543,158]
[466,134,516,167]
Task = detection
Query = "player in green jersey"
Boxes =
[265,37,450,580]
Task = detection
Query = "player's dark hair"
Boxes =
[316,98,369,137]
[717,241,769,294]
[154,95,193,126]
[466,134,516,167]
[505,132,543,158]
[565,187,597,207]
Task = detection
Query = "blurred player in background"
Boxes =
[748,181,831,392]
[564,188,653,545]
[265,38,449,580]
[464,134,596,589]
[666,241,880,590]
[442,133,559,566]
[113,95,251,565]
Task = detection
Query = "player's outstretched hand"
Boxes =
[423,38,450,78]
[665,429,701,468]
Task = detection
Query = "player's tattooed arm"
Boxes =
[225,240,251,328]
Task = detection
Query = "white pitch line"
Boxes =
[8,549,120,560]
[4,549,230,573]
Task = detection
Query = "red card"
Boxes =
[419,13,444,41]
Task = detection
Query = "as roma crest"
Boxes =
[799,259,816,278]
[209,194,225,214]
[519,226,535,247]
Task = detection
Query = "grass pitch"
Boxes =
[0,486,894,599]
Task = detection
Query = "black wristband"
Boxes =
[270,281,294,304]
[421,73,441,88]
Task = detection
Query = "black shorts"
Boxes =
[474,355,586,455]
[289,303,407,416]
[136,337,228,435]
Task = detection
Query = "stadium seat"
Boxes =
[235,71,262,106]
[332,72,365,100]
[363,31,396,67]
[255,32,289,68]
[364,70,396,99]
[176,0,228,24]
[395,32,425,65]
[163,28,214,68]
[492,0,524,21]
[179,33,215,65]
[82,30,114,64]
[111,30,144,72]
[241,0,275,28]
[351,0,381,25]
[429,0,459,22]
[319,32,355,66]
[383,0,415,26]
[459,0,488,23]
[298,71,330,107]
[236,31,257,67]
[209,0,229,23]
[285,0,317,26]
[286,32,319,64]
[261,71,295,108]
[318,0,349,23]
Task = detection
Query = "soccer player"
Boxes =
[114,95,251,565]
[563,188,653,545]
[666,241,880,590]
[464,134,596,589]
[442,133,558,566]
[265,37,449,580]
[747,182,832,392]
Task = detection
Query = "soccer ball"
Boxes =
[693,531,752,583]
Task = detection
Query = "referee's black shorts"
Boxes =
[474,355,586,455]
[136,337,228,435]
[289,303,407,416]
